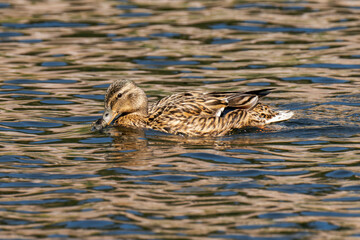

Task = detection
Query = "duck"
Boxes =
[91,79,293,136]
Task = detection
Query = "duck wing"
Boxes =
[149,92,224,118]
[208,88,273,115]
[149,88,273,118]
[147,89,275,136]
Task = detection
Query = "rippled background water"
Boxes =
[0,0,360,239]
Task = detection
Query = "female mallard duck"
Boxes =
[92,79,293,136]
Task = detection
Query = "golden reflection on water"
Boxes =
[0,0,360,239]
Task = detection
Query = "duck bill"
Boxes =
[102,109,120,127]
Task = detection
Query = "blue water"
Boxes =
[0,0,359,239]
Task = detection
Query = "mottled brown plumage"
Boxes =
[92,79,293,136]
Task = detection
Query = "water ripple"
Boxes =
[181,153,249,164]
[0,0,360,239]
[2,21,89,29]
[200,170,309,177]
[211,23,346,33]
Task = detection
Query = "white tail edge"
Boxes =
[265,110,294,124]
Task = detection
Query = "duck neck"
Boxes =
[136,94,149,116]
[116,112,147,128]
[138,105,148,116]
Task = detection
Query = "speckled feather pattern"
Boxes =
[93,80,292,136]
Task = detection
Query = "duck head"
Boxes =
[99,79,148,128]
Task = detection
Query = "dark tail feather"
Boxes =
[227,88,274,110]
[244,88,274,98]
[227,94,259,109]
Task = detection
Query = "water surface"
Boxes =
[0,0,360,239]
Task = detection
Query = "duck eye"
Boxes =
[117,93,122,98]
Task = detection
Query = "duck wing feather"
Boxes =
[149,88,273,118]
[147,89,274,136]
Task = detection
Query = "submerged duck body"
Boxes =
[92,79,293,136]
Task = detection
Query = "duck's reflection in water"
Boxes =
[102,125,283,167]
[103,126,150,165]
